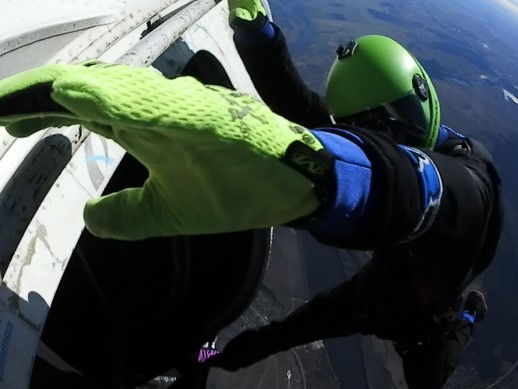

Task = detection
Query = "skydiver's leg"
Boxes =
[395,318,473,389]
[439,317,474,385]
[273,274,361,343]
[215,275,361,370]
[396,339,445,389]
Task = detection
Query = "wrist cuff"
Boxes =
[234,20,276,46]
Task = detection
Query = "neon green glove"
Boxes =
[228,0,267,28]
[0,63,327,240]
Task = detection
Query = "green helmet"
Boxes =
[326,35,440,149]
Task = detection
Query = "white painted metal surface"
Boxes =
[1,0,180,77]
[0,0,269,387]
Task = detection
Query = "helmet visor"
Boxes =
[334,92,430,147]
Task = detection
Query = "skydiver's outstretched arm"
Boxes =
[229,0,330,127]
[0,61,499,256]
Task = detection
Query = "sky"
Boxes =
[492,0,518,14]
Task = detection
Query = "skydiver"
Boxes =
[195,1,501,388]
[0,1,501,388]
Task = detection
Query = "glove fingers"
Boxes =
[0,64,71,103]
[0,64,80,136]
[228,0,266,22]
[82,122,115,140]
[52,66,323,161]
[5,117,82,137]
[83,183,175,240]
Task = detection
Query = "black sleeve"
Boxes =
[433,136,503,278]
[306,127,502,272]
[234,24,330,128]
